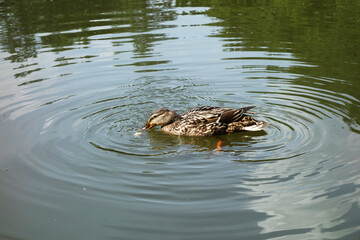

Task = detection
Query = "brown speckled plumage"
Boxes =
[142,106,268,136]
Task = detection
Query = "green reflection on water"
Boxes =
[1,0,359,126]
[0,0,177,60]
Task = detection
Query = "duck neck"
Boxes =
[162,111,181,127]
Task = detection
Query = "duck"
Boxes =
[142,106,268,136]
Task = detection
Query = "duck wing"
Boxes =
[181,106,225,124]
[218,106,256,123]
[182,106,256,125]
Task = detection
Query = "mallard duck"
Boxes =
[142,106,268,136]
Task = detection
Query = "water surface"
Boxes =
[1,1,360,239]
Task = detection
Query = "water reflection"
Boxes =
[145,129,267,153]
[245,158,360,239]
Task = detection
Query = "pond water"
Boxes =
[1,1,360,239]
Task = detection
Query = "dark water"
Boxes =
[1,1,360,239]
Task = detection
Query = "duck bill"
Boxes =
[141,122,154,130]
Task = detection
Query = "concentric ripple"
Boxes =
[27,75,359,170]
[225,75,359,162]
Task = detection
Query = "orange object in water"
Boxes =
[216,139,223,152]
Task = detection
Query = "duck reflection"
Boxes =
[146,128,267,152]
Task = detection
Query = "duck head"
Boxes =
[142,108,181,130]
